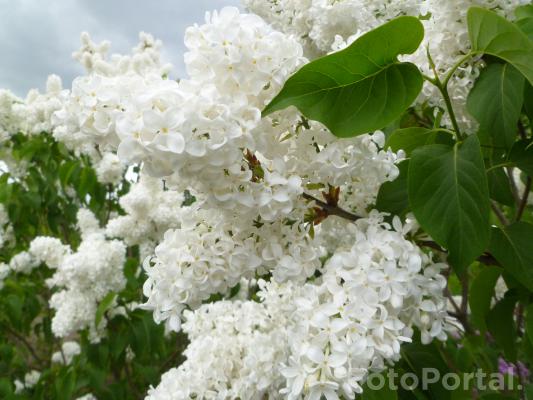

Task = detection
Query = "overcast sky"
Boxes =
[0,0,241,96]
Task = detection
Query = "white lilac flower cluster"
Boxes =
[0,89,25,143]
[0,204,14,250]
[51,341,82,365]
[244,0,528,129]
[146,300,288,400]
[105,174,185,258]
[44,209,126,339]
[14,370,41,394]
[0,75,68,143]
[147,214,452,400]
[141,202,323,332]
[129,7,399,334]
[94,152,125,185]
[4,236,70,278]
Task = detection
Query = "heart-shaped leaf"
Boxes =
[263,16,424,137]
[408,135,490,272]
[486,295,517,361]
[489,222,533,292]
[385,127,453,156]
[469,266,501,333]
[516,4,533,40]
[487,167,515,206]
[467,63,524,149]
[468,7,533,85]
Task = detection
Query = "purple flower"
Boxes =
[498,357,517,375]
[498,357,530,379]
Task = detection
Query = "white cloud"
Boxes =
[0,0,240,96]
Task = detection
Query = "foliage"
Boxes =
[0,133,185,399]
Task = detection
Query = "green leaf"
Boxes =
[95,292,117,327]
[408,135,490,272]
[401,339,451,400]
[469,266,501,333]
[516,5,533,40]
[524,82,533,121]
[77,167,96,200]
[385,127,453,156]
[489,222,533,292]
[509,139,533,177]
[486,295,517,361]
[375,160,409,216]
[263,16,424,137]
[468,7,533,85]
[361,375,398,400]
[487,167,515,206]
[467,63,524,149]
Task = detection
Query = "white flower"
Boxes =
[51,341,81,365]
[47,209,126,338]
[9,251,38,274]
[24,370,40,388]
[29,236,70,269]
[94,152,125,185]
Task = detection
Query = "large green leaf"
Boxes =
[468,7,533,85]
[487,167,515,206]
[361,376,398,400]
[408,135,490,272]
[510,139,533,176]
[401,340,451,400]
[486,295,517,361]
[385,127,454,156]
[489,222,533,292]
[263,16,424,137]
[516,4,533,40]
[525,82,533,121]
[467,63,524,149]
[469,266,501,333]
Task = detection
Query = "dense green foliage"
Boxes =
[0,134,185,399]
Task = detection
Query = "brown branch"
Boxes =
[3,324,44,366]
[416,240,500,266]
[302,192,361,222]
[301,194,502,267]
[491,201,509,226]
[516,176,532,222]
[507,166,522,206]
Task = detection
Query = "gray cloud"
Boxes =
[0,0,241,96]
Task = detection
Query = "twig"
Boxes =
[507,167,522,206]
[3,324,44,365]
[417,241,500,266]
[516,177,532,222]
[301,194,503,267]
[302,192,361,222]
[491,201,509,226]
